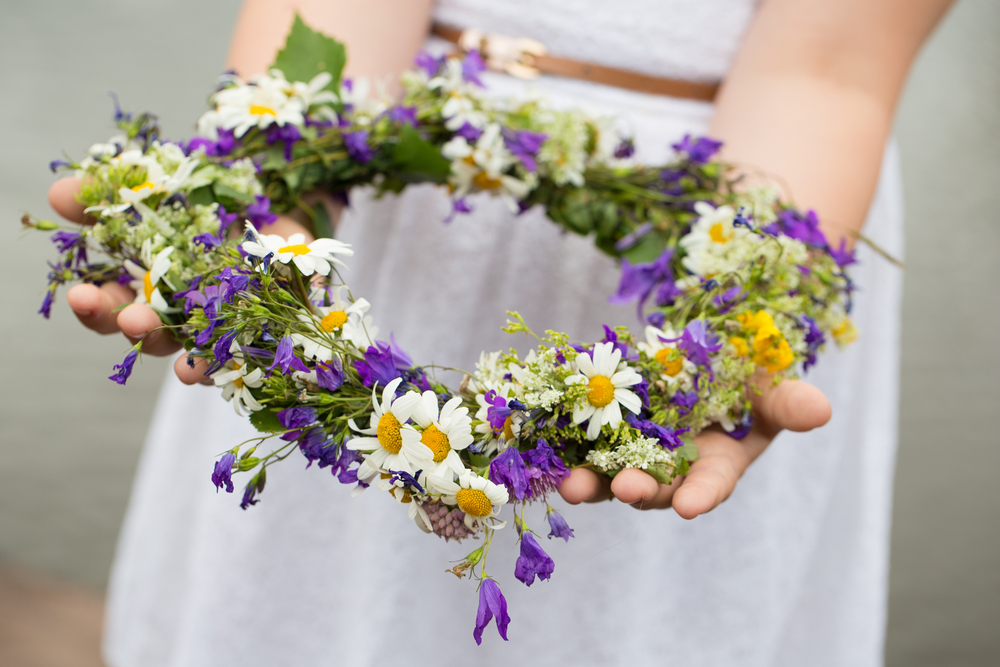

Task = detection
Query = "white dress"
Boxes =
[104,1,904,665]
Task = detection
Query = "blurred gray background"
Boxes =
[0,0,997,665]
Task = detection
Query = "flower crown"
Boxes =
[29,15,857,645]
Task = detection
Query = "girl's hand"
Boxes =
[557,374,832,519]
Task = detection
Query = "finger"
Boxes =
[48,177,89,224]
[750,377,832,436]
[66,283,133,334]
[174,353,214,386]
[670,428,767,520]
[558,468,612,504]
[609,468,680,510]
[116,304,181,356]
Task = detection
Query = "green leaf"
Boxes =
[187,185,215,207]
[390,125,451,183]
[312,201,334,239]
[271,13,346,94]
[644,463,677,486]
[676,436,700,463]
[260,144,288,172]
[248,409,284,433]
[621,231,667,263]
[212,182,256,205]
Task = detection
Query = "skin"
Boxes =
[48,0,954,519]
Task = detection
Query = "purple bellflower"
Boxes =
[524,439,570,496]
[502,128,547,172]
[672,390,699,415]
[609,247,681,319]
[474,578,510,645]
[316,357,345,391]
[245,195,278,228]
[801,315,826,372]
[490,446,530,501]
[546,509,575,542]
[829,238,857,268]
[668,320,722,367]
[278,407,318,441]
[267,336,310,376]
[109,348,139,385]
[514,532,555,587]
[672,134,723,164]
[414,50,445,77]
[625,412,688,450]
[354,344,403,388]
[212,452,236,493]
[265,123,302,161]
[462,49,487,86]
[444,197,474,223]
[343,130,374,164]
[387,105,418,126]
[38,289,54,319]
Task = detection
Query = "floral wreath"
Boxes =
[29,16,859,645]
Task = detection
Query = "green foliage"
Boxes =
[272,13,346,97]
[249,409,285,433]
[389,125,451,183]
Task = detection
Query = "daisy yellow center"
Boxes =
[587,375,615,408]
[278,244,311,256]
[232,362,244,388]
[473,172,503,190]
[131,181,156,193]
[655,348,684,376]
[502,417,515,441]
[377,413,403,454]
[456,488,493,517]
[143,271,155,302]
[249,105,276,116]
[709,222,729,243]
[421,424,451,463]
[320,310,348,332]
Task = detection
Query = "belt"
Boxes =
[431,23,719,102]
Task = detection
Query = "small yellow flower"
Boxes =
[730,336,750,357]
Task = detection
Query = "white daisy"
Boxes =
[678,202,749,276]
[565,342,643,440]
[211,357,264,416]
[636,325,698,386]
[410,390,475,478]
[346,378,433,479]
[427,469,508,532]
[291,286,377,361]
[241,222,353,277]
[122,239,177,313]
[441,124,534,211]
[288,71,339,109]
[201,70,306,139]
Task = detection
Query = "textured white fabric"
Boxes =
[104,2,903,666]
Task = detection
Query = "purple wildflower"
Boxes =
[829,238,857,267]
[49,159,71,172]
[672,390,699,415]
[601,325,630,359]
[614,137,635,159]
[483,390,526,433]
[524,439,570,496]
[712,285,745,314]
[514,532,555,587]
[609,247,681,319]
[354,343,403,388]
[192,232,223,251]
[728,412,753,440]
[245,195,277,228]
[614,222,653,253]
[265,123,302,161]
[672,134,723,164]
[388,468,425,494]
[240,480,259,510]
[444,197,473,223]
[217,204,239,236]
[801,315,826,372]
[473,578,510,645]
[109,348,139,385]
[546,509,574,542]
[343,130,374,164]
[316,357,344,391]
[489,446,530,501]
[267,336,310,376]
[764,209,828,248]
[213,328,240,367]
[212,452,236,493]
[278,407,317,441]
[668,320,722,367]
[454,122,483,142]
[51,231,82,253]
[38,289,54,319]
[502,128,547,172]
[625,412,688,450]
[388,105,418,126]
[462,49,487,86]
[414,50,445,77]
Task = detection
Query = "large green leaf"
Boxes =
[621,231,667,263]
[390,125,451,183]
[248,408,284,433]
[271,13,346,94]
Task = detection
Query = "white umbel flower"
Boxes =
[410,390,475,478]
[211,357,264,416]
[441,124,534,211]
[427,469,508,532]
[123,239,177,313]
[241,222,353,277]
[347,378,433,479]
[565,342,643,440]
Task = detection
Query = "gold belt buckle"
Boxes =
[457,28,547,80]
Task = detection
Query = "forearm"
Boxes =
[709,0,954,241]
[226,0,433,81]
